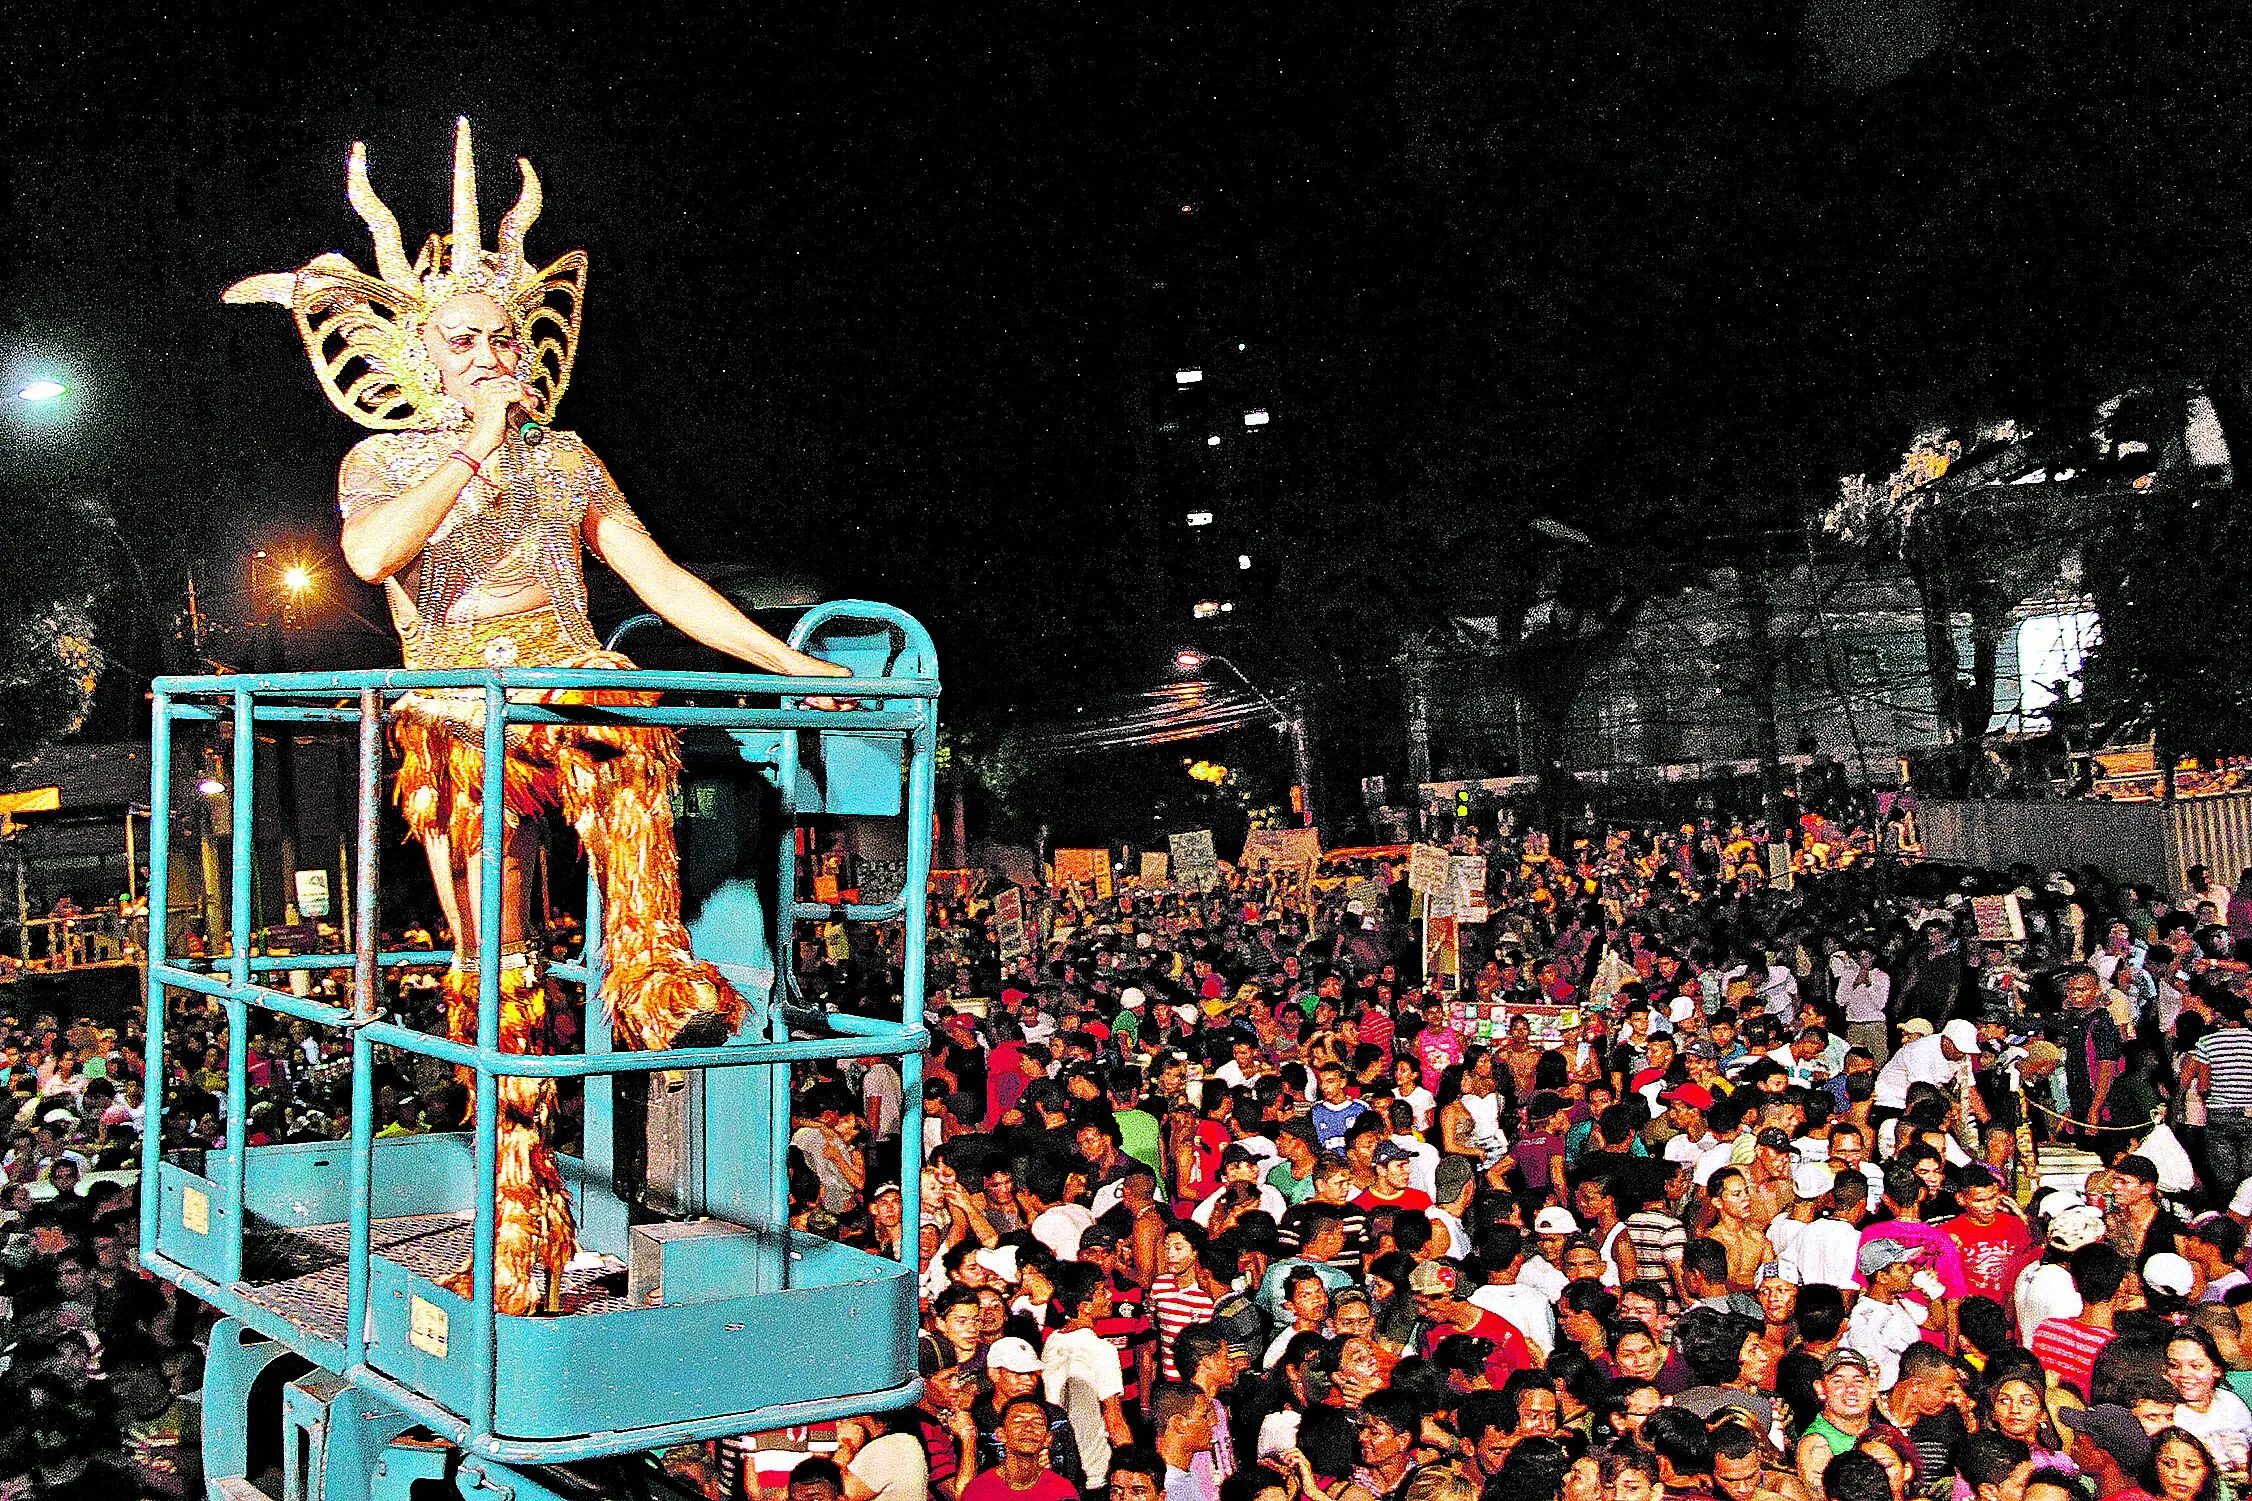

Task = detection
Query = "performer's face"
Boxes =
[423,292,521,404]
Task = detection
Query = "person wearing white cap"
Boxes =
[975,1336,1087,1490]
[2012,1203,2101,1339]
[1872,1017,1983,1113]
[1520,1207,1578,1301]
[1843,1239,1938,1389]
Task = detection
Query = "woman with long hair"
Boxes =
[2165,1328,2252,1477]
[1978,1368,2075,1473]
[2142,1428,2223,1501]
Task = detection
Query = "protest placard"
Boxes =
[1169,829,1219,890]
[995,887,1028,962]
[1053,847,1113,899]
[1408,842,1451,894]
[1970,893,2026,942]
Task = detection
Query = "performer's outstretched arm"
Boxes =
[588,503,847,680]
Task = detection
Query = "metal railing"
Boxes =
[138,602,938,1459]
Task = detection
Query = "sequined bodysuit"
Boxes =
[334,427,743,1315]
[339,426,646,668]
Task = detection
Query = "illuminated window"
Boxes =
[1176,369,1204,385]
[1186,511,1214,527]
[1243,410,1269,426]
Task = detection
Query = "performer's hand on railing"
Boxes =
[795,651,861,712]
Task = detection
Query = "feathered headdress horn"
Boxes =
[222,120,588,431]
[496,159,543,286]
[346,142,415,289]
[450,117,481,270]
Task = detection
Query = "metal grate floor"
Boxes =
[237,1213,636,1339]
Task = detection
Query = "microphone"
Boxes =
[518,416,549,448]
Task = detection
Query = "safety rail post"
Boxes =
[139,695,172,1262]
[769,698,804,1256]
[471,679,507,1443]
[897,690,937,1268]
[223,688,256,1285]
[344,686,383,1372]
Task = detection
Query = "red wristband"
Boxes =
[449,449,483,479]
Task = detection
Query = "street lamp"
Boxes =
[282,565,312,594]
[1174,650,1317,828]
[16,381,66,403]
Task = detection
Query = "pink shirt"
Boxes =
[1415,1026,1463,1092]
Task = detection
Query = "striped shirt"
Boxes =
[1148,1274,1216,1379]
[2030,1314,2115,1400]
[1624,1211,1690,1315]
[2196,1028,2252,1110]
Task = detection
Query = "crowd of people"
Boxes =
[772,827,2252,1501]
[14,814,2252,1501]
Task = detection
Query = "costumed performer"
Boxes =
[224,118,851,1314]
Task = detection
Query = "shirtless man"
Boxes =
[1708,1166,1777,1293]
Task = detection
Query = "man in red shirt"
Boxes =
[2030,1242,2130,1400]
[1410,1261,1534,1385]
[1355,1141,1433,1213]
[1942,1168,2035,1311]
[960,1396,1080,1501]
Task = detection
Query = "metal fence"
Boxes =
[1919,790,2252,894]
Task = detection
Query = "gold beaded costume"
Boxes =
[226,120,747,1315]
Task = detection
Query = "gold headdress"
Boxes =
[225,118,587,431]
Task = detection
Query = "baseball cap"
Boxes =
[1794,1162,1837,1199]
[869,1180,902,1201]
[2022,1039,2063,1071]
[1821,1348,1874,1377]
[2143,1252,2197,1298]
[1372,1140,1415,1166]
[1118,987,1145,1010]
[1533,1208,1580,1235]
[1759,1260,1800,1287]
[1940,1019,1983,1053]
[1408,1261,1460,1296]
[1686,1039,1720,1061]
[1755,1127,1794,1153]
[2049,1204,2108,1252]
[1899,1018,1934,1040]
[1856,1238,1923,1279]
[2233,1176,2252,1219]
[974,1245,1021,1282]
[1661,1084,1715,1110]
[2059,1405,2152,1473]
[986,1336,1043,1373]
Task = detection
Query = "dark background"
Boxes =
[9,0,2252,840]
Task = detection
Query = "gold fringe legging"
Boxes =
[393,613,747,1315]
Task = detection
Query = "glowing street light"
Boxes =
[196,777,226,797]
[17,380,66,403]
[282,565,312,593]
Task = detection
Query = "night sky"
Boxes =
[8,2,2252,822]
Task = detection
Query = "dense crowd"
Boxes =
[773,826,2252,1501]
[14,813,2252,1500]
